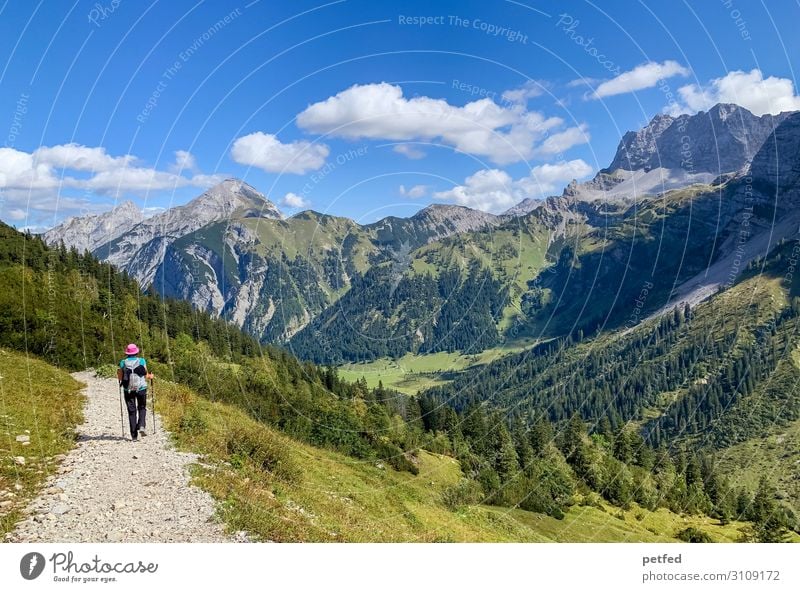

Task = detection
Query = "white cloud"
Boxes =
[434,159,593,213]
[32,143,135,171]
[0,146,218,195]
[0,145,222,226]
[6,208,27,221]
[281,192,310,209]
[435,169,516,212]
[592,60,690,98]
[0,147,62,190]
[82,167,220,194]
[502,80,546,104]
[567,77,600,88]
[231,132,329,174]
[170,150,198,174]
[520,159,594,189]
[297,83,585,165]
[393,144,426,159]
[669,69,800,116]
[537,125,590,156]
[399,184,429,199]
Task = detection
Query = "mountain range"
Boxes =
[43,103,800,363]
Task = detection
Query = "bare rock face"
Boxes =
[606,103,792,176]
[501,103,797,215]
[43,201,143,253]
[91,178,282,288]
[749,111,800,194]
[503,198,540,217]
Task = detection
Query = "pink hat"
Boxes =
[124,343,140,355]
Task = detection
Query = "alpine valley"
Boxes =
[5,101,796,542]
[45,103,800,363]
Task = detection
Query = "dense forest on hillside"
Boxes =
[424,239,800,452]
[290,260,507,363]
[0,223,259,369]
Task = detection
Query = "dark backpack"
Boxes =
[121,358,147,392]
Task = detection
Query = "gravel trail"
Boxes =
[8,371,234,543]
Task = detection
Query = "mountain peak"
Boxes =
[606,102,793,175]
[185,178,282,220]
[502,197,541,217]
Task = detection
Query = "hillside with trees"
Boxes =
[1,221,796,541]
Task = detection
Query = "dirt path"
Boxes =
[8,371,236,543]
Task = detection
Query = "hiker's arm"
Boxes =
[117,368,123,383]
[143,364,154,380]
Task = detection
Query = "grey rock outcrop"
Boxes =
[43,200,143,253]
[607,103,792,175]
[88,178,281,288]
[749,111,800,193]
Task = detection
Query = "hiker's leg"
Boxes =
[124,392,138,437]
[136,391,147,431]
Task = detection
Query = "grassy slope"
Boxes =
[243,213,376,276]
[717,417,800,516]
[154,375,756,542]
[0,349,84,535]
[410,219,551,332]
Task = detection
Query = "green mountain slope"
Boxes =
[153,203,499,346]
[424,238,800,437]
[6,220,784,541]
[156,374,760,542]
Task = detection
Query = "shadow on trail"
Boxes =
[76,434,129,442]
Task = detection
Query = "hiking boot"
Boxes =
[139,429,147,437]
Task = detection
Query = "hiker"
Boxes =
[117,344,154,441]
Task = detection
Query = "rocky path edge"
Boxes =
[7,371,246,543]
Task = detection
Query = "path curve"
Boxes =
[8,371,235,543]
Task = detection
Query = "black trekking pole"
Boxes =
[119,383,126,440]
[150,377,156,435]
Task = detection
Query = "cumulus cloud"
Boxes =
[281,192,310,209]
[5,208,27,221]
[501,80,547,104]
[297,83,587,165]
[592,60,690,98]
[82,167,218,194]
[231,132,329,174]
[393,143,426,159]
[434,159,593,213]
[170,150,199,174]
[0,145,217,195]
[33,144,135,171]
[537,124,590,156]
[0,145,222,226]
[668,69,800,116]
[399,184,429,199]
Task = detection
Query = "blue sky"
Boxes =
[1,0,799,228]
